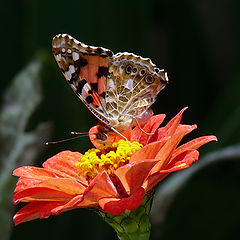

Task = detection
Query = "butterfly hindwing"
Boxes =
[105,52,168,121]
[52,34,113,125]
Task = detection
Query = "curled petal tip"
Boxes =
[179,106,189,113]
[210,135,218,141]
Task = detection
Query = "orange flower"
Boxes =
[13,108,217,225]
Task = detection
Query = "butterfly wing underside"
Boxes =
[52,34,113,126]
[104,52,168,128]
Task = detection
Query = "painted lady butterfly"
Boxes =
[52,34,168,142]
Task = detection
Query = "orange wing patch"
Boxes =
[52,34,113,118]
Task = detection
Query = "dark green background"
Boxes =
[1,0,240,239]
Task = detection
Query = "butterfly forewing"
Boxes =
[52,34,113,125]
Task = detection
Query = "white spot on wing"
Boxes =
[165,72,168,81]
[55,54,61,61]
[125,79,133,90]
[73,52,79,61]
[56,41,60,48]
[64,70,71,80]
[82,84,91,98]
[69,65,75,74]
[81,49,88,54]
[108,78,114,88]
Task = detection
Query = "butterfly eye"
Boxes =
[125,64,133,74]
[144,74,155,84]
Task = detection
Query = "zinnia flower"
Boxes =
[13,108,217,226]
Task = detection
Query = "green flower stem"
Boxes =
[97,191,154,240]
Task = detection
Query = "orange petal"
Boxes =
[51,195,85,215]
[13,178,86,203]
[68,171,120,208]
[14,168,57,193]
[130,136,170,163]
[130,114,166,145]
[171,135,218,160]
[43,151,87,185]
[143,150,201,192]
[13,201,66,225]
[160,150,199,173]
[151,124,197,173]
[99,187,145,215]
[14,177,40,193]
[13,166,56,179]
[143,172,169,192]
[114,160,158,194]
[13,187,77,203]
[14,170,122,219]
[164,107,188,135]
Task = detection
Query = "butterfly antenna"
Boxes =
[46,132,88,145]
[71,131,88,135]
[133,117,154,136]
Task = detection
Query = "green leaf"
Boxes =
[0,57,52,240]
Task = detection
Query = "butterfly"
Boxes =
[52,34,168,142]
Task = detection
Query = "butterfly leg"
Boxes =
[132,115,154,136]
[110,127,129,141]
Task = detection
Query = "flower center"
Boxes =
[76,140,142,181]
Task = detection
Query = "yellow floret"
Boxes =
[76,140,142,180]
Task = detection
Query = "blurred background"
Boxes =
[0,0,240,239]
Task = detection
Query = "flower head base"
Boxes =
[77,140,143,181]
